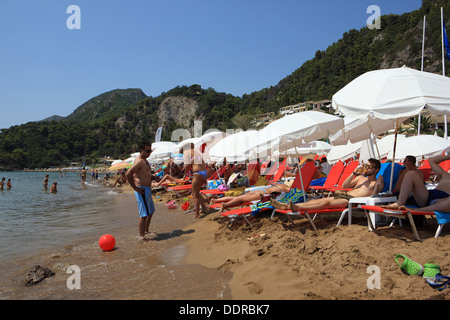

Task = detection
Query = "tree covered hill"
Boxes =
[1,0,450,170]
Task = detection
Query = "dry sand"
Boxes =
[182,206,450,300]
[153,184,450,300]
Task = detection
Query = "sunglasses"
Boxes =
[144,149,151,153]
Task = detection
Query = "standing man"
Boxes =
[126,142,155,240]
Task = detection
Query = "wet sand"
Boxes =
[0,186,232,300]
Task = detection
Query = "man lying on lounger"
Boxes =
[214,180,295,214]
[271,158,384,212]
[383,155,450,212]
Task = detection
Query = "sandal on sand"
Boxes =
[423,260,441,279]
[395,254,424,276]
[426,273,450,291]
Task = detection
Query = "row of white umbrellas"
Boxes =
[123,66,450,189]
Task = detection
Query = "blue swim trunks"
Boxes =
[134,186,155,218]
[194,170,208,179]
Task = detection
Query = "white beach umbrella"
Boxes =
[332,66,450,119]
[148,142,178,164]
[327,141,362,165]
[110,159,125,166]
[332,66,450,191]
[209,130,260,163]
[386,135,450,161]
[329,116,407,146]
[151,141,178,151]
[374,134,407,159]
[251,111,344,158]
[174,137,201,153]
[278,141,332,156]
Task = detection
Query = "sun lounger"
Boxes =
[309,161,345,196]
[267,159,287,184]
[360,205,449,241]
[272,207,345,232]
[324,161,359,192]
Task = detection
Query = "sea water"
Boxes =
[0,171,128,261]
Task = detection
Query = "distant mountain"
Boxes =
[65,88,148,123]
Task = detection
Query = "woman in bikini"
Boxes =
[213,181,294,214]
[182,143,210,218]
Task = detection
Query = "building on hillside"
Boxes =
[280,100,332,116]
[251,112,275,128]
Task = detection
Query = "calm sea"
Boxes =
[0,171,130,261]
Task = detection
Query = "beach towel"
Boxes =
[207,179,225,190]
[377,163,405,192]
[435,211,450,225]
[250,188,307,215]
[310,177,326,187]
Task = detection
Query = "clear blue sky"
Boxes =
[0,0,422,129]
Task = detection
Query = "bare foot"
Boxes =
[270,199,288,210]
[289,201,299,213]
[381,203,400,210]
[218,203,227,215]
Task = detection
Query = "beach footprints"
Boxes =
[244,281,264,295]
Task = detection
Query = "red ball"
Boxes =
[99,234,115,251]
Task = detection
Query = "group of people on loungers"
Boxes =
[210,153,450,215]
[273,155,450,214]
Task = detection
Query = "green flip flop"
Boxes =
[395,254,424,276]
[423,260,441,279]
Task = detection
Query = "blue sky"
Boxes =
[0,0,422,129]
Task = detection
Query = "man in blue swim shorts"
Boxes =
[384,155,450,212]
[127,142,156,240]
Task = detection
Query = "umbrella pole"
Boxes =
[295,145,307,203]
[389,119,400,193]
[372,133,381,160]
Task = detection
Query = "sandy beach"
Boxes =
[0,183,449,302]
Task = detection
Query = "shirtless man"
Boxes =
[383,155,450,211]
[215,180,295,214]
[0,178,5,190]
[393,155,423,194]
[126,142,156,240]
[182,143,209,218]
[272,158,384,212]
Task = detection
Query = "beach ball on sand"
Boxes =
[99,234,115,251]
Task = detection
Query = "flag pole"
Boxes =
[419,15,426,135]
[443,7,446,76]
[443,7,449,139]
